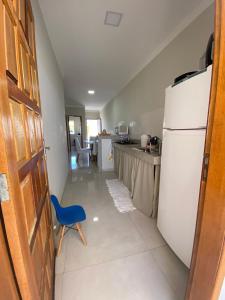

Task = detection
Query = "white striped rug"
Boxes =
[105,179,136,213]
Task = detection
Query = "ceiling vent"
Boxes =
[104,11,123,27]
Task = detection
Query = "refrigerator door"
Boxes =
[164,66,212,129]
[157,129,206,267]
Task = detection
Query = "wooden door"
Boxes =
[0,211,21,300]
[0,0,55,299]
[186,0,225,299]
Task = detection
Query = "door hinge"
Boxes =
[202,153,210,182]
[0,174,9,202]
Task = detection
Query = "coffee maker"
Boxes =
[148,136,162,155]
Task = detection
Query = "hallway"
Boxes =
[55,154,188,300]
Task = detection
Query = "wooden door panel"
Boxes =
[43,278,51,300]
[35,114,43,150]
[45,248,52,299]
[30,65,40,106]
[0,0,55,299]
[30,61,35,101]
[34,69,40,106]
[32,162,42,210]
[0,218,20,300]
[26,108,37,155]
[49,230,54,265]
[39,155,47,196]
[40,203,48,252]
[10,99,27,164]
[45,195,52,231]
[40,236,53,300]
[18,36,31,96]
[20,173,37,241]
[32,229,44,292]
[18,0,25,31]
[3,5,18,81]
[11,0,17,12]
[26,1,35,56]
[46,251,51,288]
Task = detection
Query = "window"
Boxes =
[86,119,101,140]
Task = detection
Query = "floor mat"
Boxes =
[105,179,136,213]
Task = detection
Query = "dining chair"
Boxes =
[50,195,87,256]
[74,137,91,161]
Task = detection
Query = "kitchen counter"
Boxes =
[113,143,161,165]
[113,143,161,218]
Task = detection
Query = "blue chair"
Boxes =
[51,195,87,255]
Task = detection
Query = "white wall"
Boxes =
[31,0,68,200]
[101,5,214,139]
[85,110,100,120]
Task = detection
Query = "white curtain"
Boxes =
[114,147,160,218]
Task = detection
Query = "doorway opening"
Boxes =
[66,115,83,153]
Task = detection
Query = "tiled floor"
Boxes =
[55,153,188,300]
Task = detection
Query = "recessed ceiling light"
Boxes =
[88,90,95,95]
[104,11,123,27]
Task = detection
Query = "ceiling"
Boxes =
[38,0,212,110]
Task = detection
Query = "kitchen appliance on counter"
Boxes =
[157,65,212,268]
[115,124,130,144]
[148,136,162,155]
[140,135,161,155]
[141,134,149,148]
[115,125,128,135]
[118,125,128,135]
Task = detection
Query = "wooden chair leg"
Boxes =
[57,225,65,256]
[75,223,87,246]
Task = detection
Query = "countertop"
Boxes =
[113,143,161,165]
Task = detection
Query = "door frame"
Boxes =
[65,115,83,153]
[186,0,225,299]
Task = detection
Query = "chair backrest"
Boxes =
[74,136,82,151]
[50,195,62,218]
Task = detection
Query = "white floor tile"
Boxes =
[63,211,148,272]
[54,153,188,300]
[61,251,178,300]
[151,245,189,299]
[129,209,166,249]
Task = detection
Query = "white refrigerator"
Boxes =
[157,66,212,268]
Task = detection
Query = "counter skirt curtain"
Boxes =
[114,147,160,218]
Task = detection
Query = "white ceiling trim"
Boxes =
[101,0,214,111]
